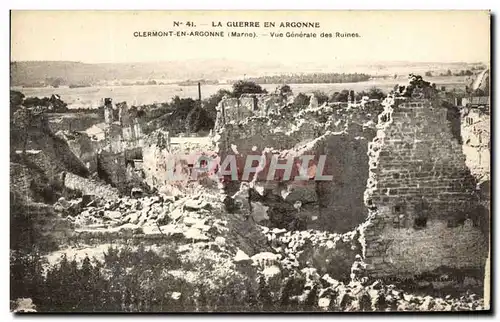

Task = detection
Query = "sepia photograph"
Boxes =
[9,10,491,313]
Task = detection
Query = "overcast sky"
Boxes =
[11,10,490,64]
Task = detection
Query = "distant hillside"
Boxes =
[10,60,486,87]
[10,60,285,87]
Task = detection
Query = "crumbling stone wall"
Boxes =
[217,118,301,155]
[97,151,128,189]
[363,96,488,279]
[101,99,144,154]
[214,103,377,232]
[104,123,144,154]
[216,98,255,128]
[460,107,490,263]
[10,162,49,202]
[246,131,372,233]
[47,113,101,133]
[215,94,285,132]
[461,108,490,183]
[56,131,101,172]
[142,130,172,189]
[141,130,216,193]
[81,98,146,189]
[313,133,372,232]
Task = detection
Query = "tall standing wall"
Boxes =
[363,96,488,278]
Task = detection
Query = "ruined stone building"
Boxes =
[461,107,490,184]
[142,130,216,193]
[214,94,286,131]
[60,98,146,178]
[103,99,144,153]
[91,98,146,191]
[213,100,379,233]
[142,130,173,189]
[460,69,490,216]
[362,95,489,279]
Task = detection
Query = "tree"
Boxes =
[425,71,433,77]
[292,93,310,108]
[10,90,24,107]
[185,105,214,134]
[446,69,452,76]
[10,91,25,116]
[331,89,350,102]
[203,89,232,120]
[232,80,267,98]
[171,96,197,119]
[278,84,293,97]
[242,72,371,84]
[12,107,34,155]
[366,87,386,100]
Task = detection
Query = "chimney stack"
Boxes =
[198,82,202,106]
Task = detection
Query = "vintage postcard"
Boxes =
[9,10,491,312]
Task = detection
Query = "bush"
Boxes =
[312,91,329,105]
[331,90,350,102]
[243,73,371,84]
[203,89,232,119]
[232,80,267,98]
[10,244,266,312]
[185,105,214,134]
[278,84,293,97]
[357,87,385,100]
[10,91,25,116]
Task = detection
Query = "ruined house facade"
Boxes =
[142,130,216,193]
[95,99,145,191]
[362,96,489,279]
[214,101,378,232]
[103,99,144,153]
[214,93,286,131]
[461,106,490,183]
[142,130,173,189]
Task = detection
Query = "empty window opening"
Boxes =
[414,217,427,229]
[456,217,466,226]
[253,97,259,111]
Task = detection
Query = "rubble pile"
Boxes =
[260,226,361,280]
[45,186,276,295]
[52,184,271,265]
[230,238,485,311]
[286,267,485,311]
